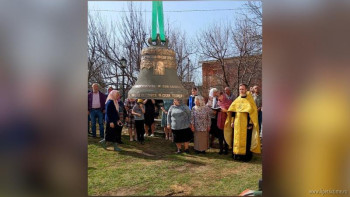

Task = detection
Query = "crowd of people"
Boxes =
[88,83,262,162]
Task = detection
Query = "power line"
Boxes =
[89,8,246,13]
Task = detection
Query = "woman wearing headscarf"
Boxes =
[167,98,192,154]
[206,88,218,108]
[190,96,211,154]
[100,90,122,151]
[217,91,232,154]
[206,88,219,148]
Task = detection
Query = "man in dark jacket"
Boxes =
[88,83,106,138]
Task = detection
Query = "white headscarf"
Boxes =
[207,88,218,107]
[209,88,218,97]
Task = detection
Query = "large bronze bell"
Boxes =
[128,36,188,99]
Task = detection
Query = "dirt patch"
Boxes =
[190,180,203,188]
[166,184,192,196]
[174,165,187,172]
[229,163,249,174]
[174,163,194,172]
[172,162,211,174]
[190,165,211,173]
[140,159,165,167]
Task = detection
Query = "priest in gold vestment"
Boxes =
[224,84,261,162]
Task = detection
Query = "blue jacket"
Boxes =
[187,95,196,110]
[105,100,120,123]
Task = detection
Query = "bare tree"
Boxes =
[89,12,126,90]
[88,2,149,93]
[197,23,233,87]
[166,23,198,83]
[242,1,262,48]
[230,17,262,95]
[117,2,149,88]
[196,8,262,96]
[88,12,110,89]
[244,1,262,28]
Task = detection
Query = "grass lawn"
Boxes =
[88,129,262,196]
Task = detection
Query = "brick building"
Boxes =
[201,56,262,98]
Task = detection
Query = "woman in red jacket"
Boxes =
[217,91,232,155]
